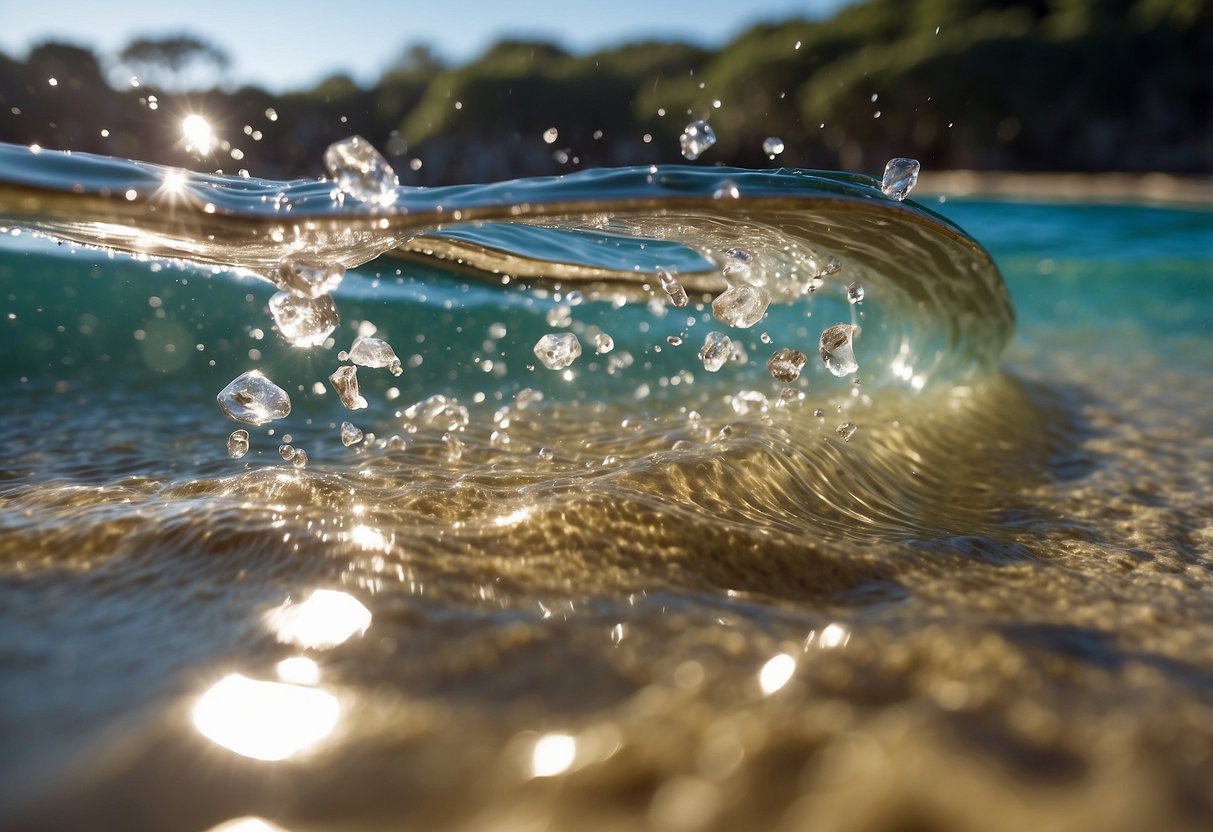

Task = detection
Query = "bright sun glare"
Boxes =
[181,114,215,155]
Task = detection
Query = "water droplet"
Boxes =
[819,324,860,377]
[760,332,772,344]
[217,371,292,425]
[404,394,469,431]
[269,291,339,347]
[679,120,716,160]
[881,158,920,201]
[227,429,250,458]
[777,387,805,406]
[292,448,309,468]
[836,422,858,441]
[767,348,807,382]
[722,248,754,285]
[444,432,464,462]
[340,421,364,447]
[515,387,544,410]
[658,268,688,307]
[348,336,402,376]
[274,256,344,298]
[712,283,770,329]
[329,365,368,410]
[847,282,864,304]
[279,443,295,461]
[323,136,399,207]
[698,331,732,372]
[533,333,581,370]
[545,304,572,328]
[594,332,614,354]
[713,180,740,199]
[731,390,769,415]
[537,447,554,462]
[762,136,785,157]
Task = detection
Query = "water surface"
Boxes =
[1,144,1211,832]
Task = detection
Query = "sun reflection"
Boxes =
[758,653,796,695]
[277,656,320,686]
[182,114,215,155]
[531,732,577,778]
[819,622,851,648]
[160,169,186,195]
[192,674,339,761]
[348,523,391,552]
[203,817,294,832]
[493,505,534,528]
[265,589,371,650]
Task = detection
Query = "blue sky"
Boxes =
[0,0,857,91]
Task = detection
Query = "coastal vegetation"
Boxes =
[0,0,1208,183]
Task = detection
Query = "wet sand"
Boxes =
[918,171,1211,206]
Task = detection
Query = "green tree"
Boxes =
[118,34,230,90]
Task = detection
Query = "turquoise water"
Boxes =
[0,144,1211,831]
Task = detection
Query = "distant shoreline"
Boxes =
[918,171,1211,206]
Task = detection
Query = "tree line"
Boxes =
[0,0,1208,184]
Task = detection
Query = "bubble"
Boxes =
[658,268,688,308]
[226,429,250,458]
[712,284,770,329]
[881,158,921,201]
[836,422,858,441]
[847,282,865,304]
[268,292,339,347]
[328,365,368,410]
[698,331,732,372]
[292,448,309,468]
[340,421,364,447]
[323,136,399,207]
[679,120,716,160]
[348,336,402,376]
[819,324,860,377]
[594,332,615,354]
[762,136,785,157]
[767,348,807,382]
[279,444,295,461]
[533,333,581,370]
[217,371,292,425]
[274,256,344,298]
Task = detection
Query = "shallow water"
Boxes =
[0,144,1211,832]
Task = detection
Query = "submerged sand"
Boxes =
[919,170,1212,205]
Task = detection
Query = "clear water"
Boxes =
[1,142,1211,832]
